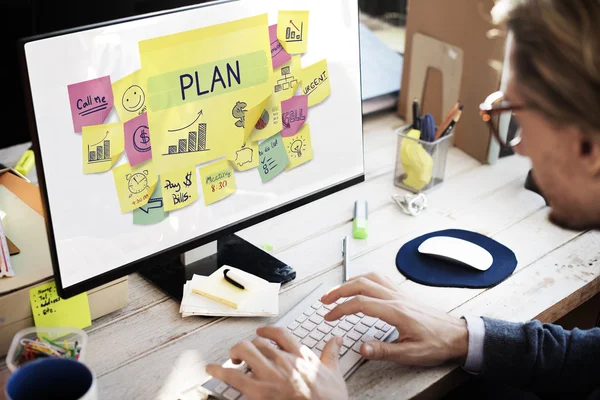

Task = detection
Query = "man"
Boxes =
[206,0,600,398]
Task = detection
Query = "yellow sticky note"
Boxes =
[247,95,282,142]
[112,161,159,213]
[284,123,313,170]
[82,122,124,174]
[228,141,259,172]
[29,281,91,329]
[112,69,148,122]
[200,159,236,205]
[277,11,309,54]
[272,56,301,102]
[139,14,274,174]
[161,167,199,211]
[300,59,331,107]
[244,96,270,141]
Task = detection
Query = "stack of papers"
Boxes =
[179,266,280,318]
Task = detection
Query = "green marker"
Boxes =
[353,200,368,239]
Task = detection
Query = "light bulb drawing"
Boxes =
[290,139,303,158]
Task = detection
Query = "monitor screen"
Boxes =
[21,0,364,297]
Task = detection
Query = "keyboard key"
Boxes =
[347,330,362,341]
[345,315,361,325]
[354,324,368,334]
[313,348,322,358]
[296,314,308,323]
[340,348,363,372]
[331,328,345,337]
[324,319,340,327]
[293,327,310,339]
[223,387,241,400]
[361,317,378,327]
[316,341,326,351]
[317,323,332,334]
[301,337,318,348]
[382,323,392,332]
[338,321,353,331]
[323,303,336,310]
[352,341,363,353]
[323,333,333,343]
[375,331,384,340]
[303,308,315,316]
[335,297,347,305]
[287,322,299,331]
[316,308,329,317]
[301,321,317,332]
[361,335,375,343]
[375,321,385,330]
[339,346,349,356]
[214,382,229,394]
[312,301,322,310]
[356,312,365,318]
[343,337,355,348]
[309,315,323,325]
[310,330,326,341]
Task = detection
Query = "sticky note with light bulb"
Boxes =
[284,124,313,170]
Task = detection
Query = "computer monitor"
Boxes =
[19,0,364,299]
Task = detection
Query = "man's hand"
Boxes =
[320,273,469,367]
[205,326,349,400]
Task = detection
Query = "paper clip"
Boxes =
[392,193,428,217]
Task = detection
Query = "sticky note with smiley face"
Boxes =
[112,70,148,123]
[112,161,158,214]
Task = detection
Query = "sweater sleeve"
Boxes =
[480,317,600,397]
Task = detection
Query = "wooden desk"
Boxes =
[4,112,600,399]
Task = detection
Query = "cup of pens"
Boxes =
[4,326,96,400]
[394,100,462,193]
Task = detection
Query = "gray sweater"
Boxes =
[481,317,600,399]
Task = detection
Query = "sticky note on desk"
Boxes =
[29,281,91,329]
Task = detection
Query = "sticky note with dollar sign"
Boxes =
[124,113,152,166]
[161,167,199,211]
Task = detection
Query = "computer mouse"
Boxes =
[417,236,493,271]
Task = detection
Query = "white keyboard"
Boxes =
[194,284,396,400]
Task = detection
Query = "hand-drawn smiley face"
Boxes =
[122,85,145,113]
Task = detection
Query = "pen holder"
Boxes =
[393,126,454,193]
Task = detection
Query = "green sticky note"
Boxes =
[258,133,289,183]
[29,281,92,329]
[133,179,168,225]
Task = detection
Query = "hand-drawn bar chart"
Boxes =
[285,21,303,42]
[164,123,209,156]
[88,134,111,163]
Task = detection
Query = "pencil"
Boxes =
[441,107,463,138]
[434,102,460,140]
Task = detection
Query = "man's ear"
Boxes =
[579,134,600,177]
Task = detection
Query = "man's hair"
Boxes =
[492,0,600,134]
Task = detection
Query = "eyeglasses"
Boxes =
[479,91,524,149]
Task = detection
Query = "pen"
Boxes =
[15,145,35,177]
[223,268,246,290]
[342,236,350,282]
[441,106,464,138]
[434,101,460,141]
[412,99,420,130]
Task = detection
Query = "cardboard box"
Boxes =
[0,168,128,356]
[398,0,507,163]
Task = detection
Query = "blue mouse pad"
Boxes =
[396,229,518,288]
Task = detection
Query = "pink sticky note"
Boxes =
[281,95,308,138]
[124,113,152,166]
[269,24,291,69]
[67,76,114,133]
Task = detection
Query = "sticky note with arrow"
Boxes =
[133,179,168,225]
[277,11,309,54]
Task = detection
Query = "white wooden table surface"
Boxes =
[4,111,600,399]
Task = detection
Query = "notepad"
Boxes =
[180,275,279,318]
[191,266,253,309]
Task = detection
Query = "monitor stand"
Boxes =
[138,234,296,302]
